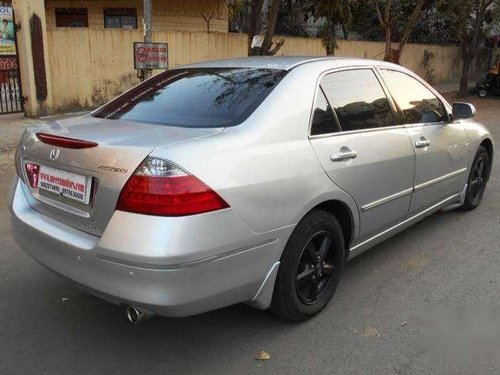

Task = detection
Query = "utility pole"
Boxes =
[142,0,153,80]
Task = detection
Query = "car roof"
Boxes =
[178,56,400,71]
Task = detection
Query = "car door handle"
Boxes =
[415,138,431,148]
[331,149,358,162]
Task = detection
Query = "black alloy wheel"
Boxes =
[295,231,336,305]
[462,145,490,211]
[271,210,345,321]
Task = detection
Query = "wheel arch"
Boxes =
[312,199,355,259]
[478,138,494,181]
[480,138,494,165]
[249,199,356,311]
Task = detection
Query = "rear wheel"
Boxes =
[478,89,488,98]
[270,210,345,321]
[461,145,490,211]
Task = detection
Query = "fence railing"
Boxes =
[0,69,23,114]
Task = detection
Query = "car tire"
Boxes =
[270,209,345,321]
[478,89,488,98]
[461,145,490,211]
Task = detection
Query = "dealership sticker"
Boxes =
[38,165,91,204]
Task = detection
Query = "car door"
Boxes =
[379,69,469,215]
[309,68,416,241]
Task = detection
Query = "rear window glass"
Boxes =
[92,68,287,128]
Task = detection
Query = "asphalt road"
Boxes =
[1,97,499,374]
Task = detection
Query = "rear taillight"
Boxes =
[116,158,229,216]
[25,162,40,188]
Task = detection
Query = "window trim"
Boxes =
[308,66,401,139]
[375,67,452,127]
[310,86,342,136]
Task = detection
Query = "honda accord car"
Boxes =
[8,57,493,322]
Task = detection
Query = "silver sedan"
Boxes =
[8,57,493,322]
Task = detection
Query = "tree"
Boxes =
[350,0,383,41]
[248,0,285,55]
[372,0,428,64]
[315,0,353,55]
[275,0,311,37]
[410,6,459,44]
[440,0,499,96]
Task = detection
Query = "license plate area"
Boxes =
[38,165,92,205]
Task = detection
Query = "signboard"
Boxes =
[133,42,168,69]
[0,6,16,55]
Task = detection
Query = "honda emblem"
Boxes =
[49,147,60,160]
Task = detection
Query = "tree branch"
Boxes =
[398,0,426,49]
[372,0,384,26]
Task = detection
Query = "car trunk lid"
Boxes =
[18,114,222,236]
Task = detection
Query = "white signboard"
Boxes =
[134,42,168,69]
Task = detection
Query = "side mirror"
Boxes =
[452,102,476,119]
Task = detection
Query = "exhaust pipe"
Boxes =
[126,306,150,324]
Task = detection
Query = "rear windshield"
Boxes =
[92,68,287,128]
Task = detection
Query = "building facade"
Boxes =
[8,0,229,116]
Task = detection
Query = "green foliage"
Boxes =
[349,0,383,40]
[437,0,500,95]
[316,0,353,39]
[315,0,353,25]
[319,22,339,55]
[438,0,500,47]
[410,7,460,44]
[275,0,310,37]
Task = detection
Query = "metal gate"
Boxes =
[0,3,23,114]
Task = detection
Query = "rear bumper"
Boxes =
[9,179,291,317]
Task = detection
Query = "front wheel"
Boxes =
[461,145,490,211]
[270,210,345,321]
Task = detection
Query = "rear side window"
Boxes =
[92,68,287,128]
[380,70,447,124]
[310,88,340,135]
[320,69,395,131]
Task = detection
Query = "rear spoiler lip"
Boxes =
[35,132,98,149]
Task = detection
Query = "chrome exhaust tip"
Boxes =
[126,306,148,324]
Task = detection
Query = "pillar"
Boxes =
[12,0,53,116]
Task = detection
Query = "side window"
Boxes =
[380,70,447,124]
[320,69,395,131]
[310,88,340,135]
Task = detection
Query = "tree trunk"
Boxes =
[383,47,401,64]
[260,0,282,55]
[248,0,264,55]
[459,57,471,97]
[341,23,349,40]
